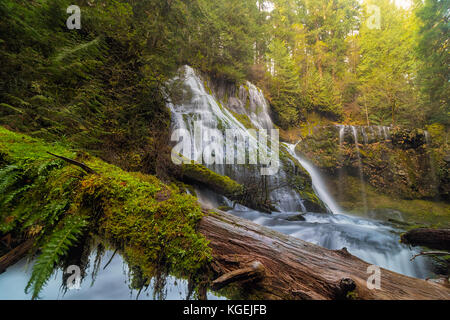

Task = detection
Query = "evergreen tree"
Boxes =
[415,0,450,125]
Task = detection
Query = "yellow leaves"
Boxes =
[27,225,43,237]
[79,176,99,195]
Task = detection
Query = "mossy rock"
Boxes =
[181,163,244,198]
[285,214,306,222]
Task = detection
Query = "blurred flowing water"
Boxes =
[0,67,436,299]
[0,247,225,300]
[167,67,434,280]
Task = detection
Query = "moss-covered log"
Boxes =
[181,163,277,212]
[181,164,244,198]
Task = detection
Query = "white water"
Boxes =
[227,208,431,278]
[246,82,273,130]
[351,126,368,214]
[168,67,435,280]
[169,66,304,212]
[285,143,343,215]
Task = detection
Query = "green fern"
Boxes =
[1,184,32,207]
[25,215,88,299]
[0,165,23,194]
[22,200,70,230]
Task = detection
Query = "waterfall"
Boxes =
[382,126,388,140]
[377,126,383,140]
[246,82,273,130]
[361,127,368,144]
[338,125,346,202]
[285,143,342,214]
[168,66,304,212]
[424,130,430,144]
[351,126,368,214]
[167,67,435,280]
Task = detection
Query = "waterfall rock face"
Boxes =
[167,66,323,213]
[296,125,447,202]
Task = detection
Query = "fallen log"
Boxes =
[199,210,450,300]
[401,228,450,251]
[0,238,34,274]
[211,260,265,291]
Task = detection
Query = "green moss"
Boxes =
[346,290,359,300]
[228,109,254,129]
[332,175,450,227]
[182,163,244,197]
[0,126,211,294]
[204,80,213,95]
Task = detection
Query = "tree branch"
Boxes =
[410,251,450,261]
[47,152,96,175]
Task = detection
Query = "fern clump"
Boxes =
[25,215,88,299]
[0,127,210,299]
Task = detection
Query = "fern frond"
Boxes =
[22,199,70,230]
[1,184,32,207]
[25,215,88,299]
[0,165,22,193]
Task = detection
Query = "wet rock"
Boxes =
[391,127,427,149]
[285,214,306,222]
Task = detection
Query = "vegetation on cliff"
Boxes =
[296,125,450,226]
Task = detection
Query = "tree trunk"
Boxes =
[0,238,34,274]
[401,228,450,251]
[199,210,450,300]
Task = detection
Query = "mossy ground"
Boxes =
[297,125,449,224]
[0,126,211,298]
[329,174,450,228]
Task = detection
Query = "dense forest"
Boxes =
[0,0,449,301]
[1,0,448,134]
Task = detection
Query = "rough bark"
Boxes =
[0,238,34,274]
[401,228,450,251]
[211,261,265,291]
[199,210,450,300]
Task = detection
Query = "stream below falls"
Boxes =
[197,186,434,280]
[0,66,439,298]
[0,246,225,300]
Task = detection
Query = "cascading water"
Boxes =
[383,126,389,140]
[338,125,346,202]
[168,66,304,212]
[168,66,434,279]
[362,127,368,145]
[246,82,274,130]
[425,130,430,144]
[351,126,368,214]
[285,143,342,215]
